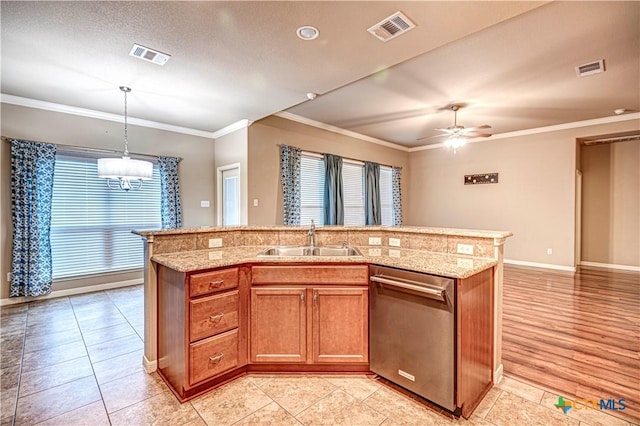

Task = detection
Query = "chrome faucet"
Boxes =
[308,220,316,248]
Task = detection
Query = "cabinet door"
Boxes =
[312,287,368,363]
[250,288,307,363]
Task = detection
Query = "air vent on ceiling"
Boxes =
[367,11,416,42]
[575,59,605,77]
[129,44,171,66]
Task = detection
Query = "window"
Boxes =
[380,166,394,226]
[342,161,365,226]
[299,152,393,226]
[300,154,325,226]
[50,154,161,279]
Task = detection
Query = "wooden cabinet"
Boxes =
[312,287,368,363]
[250,288,307,363]
[456,268,494,417]
[157,265,248,400]
[250,265,369,365]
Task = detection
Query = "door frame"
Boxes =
[217,163,241,227]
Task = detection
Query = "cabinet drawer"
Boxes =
[190,290,239,342]
[189,329,239,386]
[252,265,368,285]
[190,268,238,297]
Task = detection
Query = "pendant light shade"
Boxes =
[97,86,153,191]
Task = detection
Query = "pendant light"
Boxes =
[97,86,153,191]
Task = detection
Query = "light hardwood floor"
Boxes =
[502,264,640,423]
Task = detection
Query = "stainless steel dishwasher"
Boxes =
[369,265,457,413]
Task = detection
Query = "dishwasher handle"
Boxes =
[371,275,446,302]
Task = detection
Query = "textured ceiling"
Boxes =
[1,1,638,147]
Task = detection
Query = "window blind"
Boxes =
[299,152,395,228]
[300,154,325,225]
[50,154,161,279]
[342,161,365,226]
[380,166,394,226]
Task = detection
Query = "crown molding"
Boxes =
[408,112,640,152]
[1,93,217,139]
[211,119,252,139]
[5,93,637,150]
[275,112,410,152]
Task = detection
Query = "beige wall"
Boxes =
[214,127,249,225]
[581,140,640,267]
[407,120,640,268]
[247,116,410,225]
[1,103,215,298]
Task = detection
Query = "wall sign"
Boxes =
[465,173,498,185]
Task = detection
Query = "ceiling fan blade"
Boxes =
[459,124,492,133]
[416,134,445,141]
[463,132,492,138]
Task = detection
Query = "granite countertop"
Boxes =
[151,245,498,279]
[135,225,513,240]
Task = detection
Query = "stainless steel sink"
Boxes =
[258,246,314,257]
[313,246,362,256]
[257,246,363,257]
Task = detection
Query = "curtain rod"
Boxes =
[277,144,399,169]
[2,136,182,161]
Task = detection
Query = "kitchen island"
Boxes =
[135,226,511,417]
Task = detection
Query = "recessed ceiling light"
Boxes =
[306,92,318,100]
[614,108,627,115]
[297,26,319,40]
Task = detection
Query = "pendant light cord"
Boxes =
[120,86,131,158]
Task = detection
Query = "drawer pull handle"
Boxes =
[209,353,224,365]
[209,313,224,322]
[208,280,224,289]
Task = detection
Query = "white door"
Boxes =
[219,165,240,226]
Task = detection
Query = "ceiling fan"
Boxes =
[417,105,492,148]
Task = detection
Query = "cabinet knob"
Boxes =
[208,280,224,289]
[209,353,224,366]
[209,312,224,323]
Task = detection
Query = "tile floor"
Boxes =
[1,285,636,426]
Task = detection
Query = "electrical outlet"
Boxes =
[368,237,382,246]
[200,200,210,208]
[253,199,259,207]
[209,238,223,248]
[368,248,382,256]
[457,243,474,255]
[389,249,401,258]
[389,238,401,247]
[6,272,12,282]
[547,248,553,255]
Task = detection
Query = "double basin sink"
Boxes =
[258,245,363,257]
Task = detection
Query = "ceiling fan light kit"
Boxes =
[417,104,493,150]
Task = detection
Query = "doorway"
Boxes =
[217,163,240,226]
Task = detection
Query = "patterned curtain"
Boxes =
[279,145,302,225]
[157,156,182,229]
[10,139,57,297]
[323,153,344,225]
[364,161,381,225]
[392,166,403,225]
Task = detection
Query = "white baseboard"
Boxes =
[503,259,576,272]
[580,261,640,272]
[143,355,157,373]
[0,278,143,306]
[493,364,504,385]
